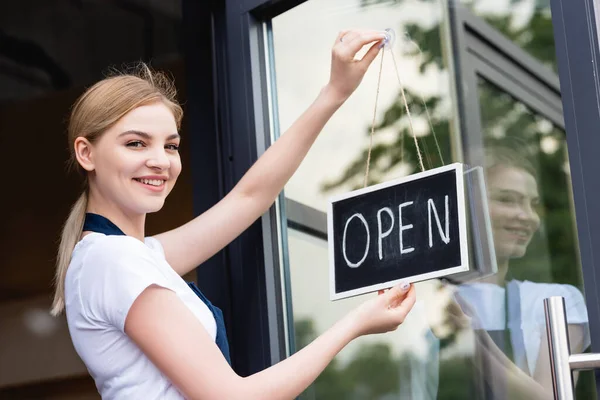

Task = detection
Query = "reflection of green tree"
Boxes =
[295,318,471,399]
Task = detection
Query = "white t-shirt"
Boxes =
[65,233,216,400]
[457,280,590,374]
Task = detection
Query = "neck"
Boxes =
[478,258,510,286]
[86,187,146,241]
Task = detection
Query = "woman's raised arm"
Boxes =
[153,29,387,276]
[125,283,415,400]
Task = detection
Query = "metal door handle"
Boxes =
[544,296,600,399]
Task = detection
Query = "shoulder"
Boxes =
[520,280,588,324]
[520,280,584,302]
[80,234,166,272]
[86,234,155,258]
[76,235,175,331]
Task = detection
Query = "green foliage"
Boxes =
[294,318,480,399]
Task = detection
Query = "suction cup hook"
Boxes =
[383,28,396,50]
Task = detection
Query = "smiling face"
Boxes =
[83,102,182,216]
[487,165,541,261]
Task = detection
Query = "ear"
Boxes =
[74,137,95,172]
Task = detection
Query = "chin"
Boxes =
[135,199,167,214]
[509,244,529,259]
[496,243,527,261]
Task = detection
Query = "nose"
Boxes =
[517,203,540,226]
[146,148,170,170]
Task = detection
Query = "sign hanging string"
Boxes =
[363,38,445,188]
[364,49,385,188]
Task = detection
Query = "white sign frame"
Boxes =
[327,162,470,301]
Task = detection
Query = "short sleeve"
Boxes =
[563,284,591,350]
[144,236,166,258]
[79,235,175,332]
[562,284,589,325]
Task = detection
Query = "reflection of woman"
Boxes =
[51,30,417,399]
[453,144,589,398]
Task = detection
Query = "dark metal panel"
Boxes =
[550,0,600,393]
[215,0,288,375]
[182,0,233,347]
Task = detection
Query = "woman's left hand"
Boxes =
[326,29,387,102]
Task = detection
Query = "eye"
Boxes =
[494,194,518,205]
[126,140,145,148]
[165,143,180,151]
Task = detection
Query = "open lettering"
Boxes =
[341,195,451,268]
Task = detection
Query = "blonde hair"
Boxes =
[484,139,538,180]
[51,63,183,316]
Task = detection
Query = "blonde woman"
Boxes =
[51,30,416,400]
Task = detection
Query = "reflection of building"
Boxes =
[2,0,600,398]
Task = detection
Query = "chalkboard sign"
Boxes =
[328,163,469,300]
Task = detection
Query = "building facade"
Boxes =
[2,0,600,398]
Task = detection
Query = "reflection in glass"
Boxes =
[433,81,594,398]
[459,0,557,71]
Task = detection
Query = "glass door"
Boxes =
[259,0,598,398]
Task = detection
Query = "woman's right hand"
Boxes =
[348,283,416,337]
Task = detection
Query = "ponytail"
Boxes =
[51,191,88,316]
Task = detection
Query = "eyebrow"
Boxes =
[491,189,539,200]
[118,130,180,141]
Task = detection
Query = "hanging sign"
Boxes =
[328,163,469,300]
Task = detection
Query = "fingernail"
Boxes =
[399,282,410,291]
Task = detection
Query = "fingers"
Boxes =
[335,30,350,45]
[344,30,387,56]
[391,285,416,320]
[336,29,386,60]
[361,40,383,67]
[385,283,411,309]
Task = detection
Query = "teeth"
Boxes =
[136,178,164,186]
[507,228,528,237]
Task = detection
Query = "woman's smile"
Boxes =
[133,175,168,192]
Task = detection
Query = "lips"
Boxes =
[503,226,532,239]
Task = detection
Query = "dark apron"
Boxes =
[82,212,231,365]
[455,278,529,399]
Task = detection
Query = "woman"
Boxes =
[51,29,416,400]
[449,143,589,398]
